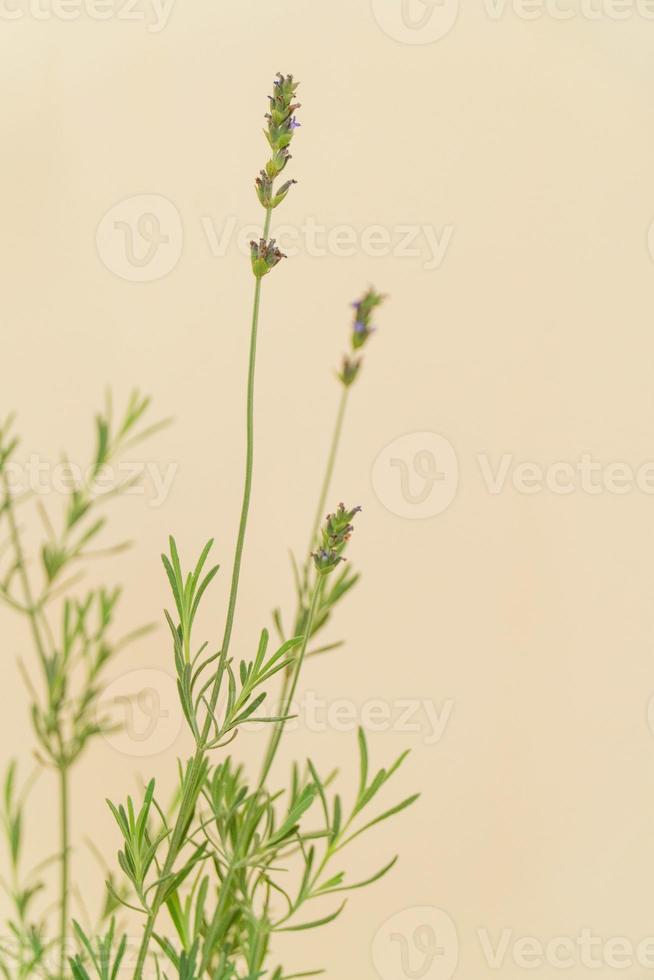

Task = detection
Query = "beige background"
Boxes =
[2,1,654,977]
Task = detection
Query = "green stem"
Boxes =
[260,384,350,783]
[1,474,70,976]
[201,579,323,976]
[307,385,349,558]
[131,207,273,980]
[58,765,70,980]
[207,205,273,723]
[131,749,206,978]
[258,581,321,788]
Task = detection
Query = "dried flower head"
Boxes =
[250,238,286,278]
[255,170,297,209]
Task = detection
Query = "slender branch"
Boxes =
[261,383,351,783]
[58,765,70,980]
[258,581,321,788]
[307,385,349,557]
[1,474,74,978]
[207,206,273,723]
[131,207,273,980]
[201,579,323,976]
[135,72,301,974]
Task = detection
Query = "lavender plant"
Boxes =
[6,72,418,979]
[89,73,416,980]
[0,394,165,978]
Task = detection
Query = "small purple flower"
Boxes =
[354,320,366,335]
[289,116,301,129]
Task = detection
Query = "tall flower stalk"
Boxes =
[72,73,418,980]
[130,73,302,980]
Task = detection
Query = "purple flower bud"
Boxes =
[350,288,385,350]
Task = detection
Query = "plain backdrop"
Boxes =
[2,2,654,978]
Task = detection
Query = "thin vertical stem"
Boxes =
[209,205,273,714]
[307,385,349,557]
[258,581,321,788]
[58,765,70,980]
[0,474,70,976]
[260,384,351,783]
[201,579,322,975]
[132,207,273,980]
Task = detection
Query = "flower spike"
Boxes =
[312,503,362,573]
[350,287,385,351]
[336,287,386,387]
